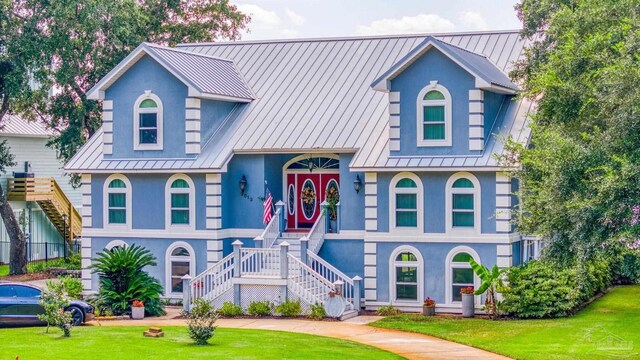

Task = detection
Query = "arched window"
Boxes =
[389,246,423,304]
[446,172,481,233]
[390,173,423,231]
[133,92,163,150]
[165,242,195,296]
[445,246,481,306]
[417,81,452,147]
[165,174,195,228]
[103,174,132,227]
[105,240,128,251]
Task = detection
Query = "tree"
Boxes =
[469,259,507,320]
[502,0,640,265]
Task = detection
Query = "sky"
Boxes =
[233,0,522,41]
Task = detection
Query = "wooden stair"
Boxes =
[7,177,81,244]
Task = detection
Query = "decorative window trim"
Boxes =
[388,245,424,305]
[445,172,481,234]
[444,246,481,307]
[102,174,132,230]
[165,241,196,298]
[165,174,196,230]
[389,172,424,233]
[105,240,128,251]
[416,81,452,147]
[133,91,163,151]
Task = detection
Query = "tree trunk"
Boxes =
[0,182,27,275]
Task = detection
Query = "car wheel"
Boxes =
[67,306,84,326]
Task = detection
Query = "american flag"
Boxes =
[263,185,273,225]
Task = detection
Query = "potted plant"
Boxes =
[460,286,475,318]
[422,297,436,316]
[131,300,145,320]
[325,186,339,233]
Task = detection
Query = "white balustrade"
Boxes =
[305,211,326,254]
[257,207,281,248]
[240,248,281,277]
[287,253,334,306]
[188,253,235,306]
[307,251,355,310]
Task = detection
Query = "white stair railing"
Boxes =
[305,210,326,254]
[188,253,235,306]
[256,207,281,248]
[307,251,354,310]
[287,253,334,306]
[240,248,280,277]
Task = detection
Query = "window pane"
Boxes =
[453,194,474,210]
[423,106,444,122]
[139,99,157,108]
[396,194,416,209]
[396,178,417,188]
[109,209,126,224]
[171,247,190,256]
[140,129,157,144]
[396,252,417,262]
[453,268,474,284]
[452,252,473,263]
[453,211,474,227]
[452,285,467,302]
[453,178,474,188]
[171,193,189,208]
[396,284,418,300]
[424,124,445,140]
[109,193,126,207]
[108,179,126,188]
[396,211,417,227]
[172,210,190,224]
[424,90,445,100]
[171,179,189,188]
[172,261,190,277]
[140,113,157,128]
[396,266,417,282]
[14,286,41,298]
[171,278,183,293]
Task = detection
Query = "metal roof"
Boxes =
[67,30,534,173]
[0,115,55,137]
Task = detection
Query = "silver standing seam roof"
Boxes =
[0,115,55,137]
[66,30,534,173]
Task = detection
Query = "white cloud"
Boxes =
[356,14,455,36]
[237,3,281,29]
[285,8,305,26]
[460,11,489,31]
[280,29,300,38]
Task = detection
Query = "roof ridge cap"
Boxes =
[144,42,235,63]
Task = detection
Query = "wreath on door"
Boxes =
[301,183,316,219]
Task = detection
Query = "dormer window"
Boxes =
[133,92,163,150]
[417,82,452,147]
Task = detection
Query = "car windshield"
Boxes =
[0,286,15,297]
[14,285,41,298]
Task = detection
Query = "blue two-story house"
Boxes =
[66,30,535,315]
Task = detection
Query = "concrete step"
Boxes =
[339,309,359,321]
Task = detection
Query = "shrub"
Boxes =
[27,254,81,274]
[59,276,83,299]
[91,244,165,316]
[375,305,400,316]
[309,302,326,320]
[217,302,243,317]
[38,280,73,337]
[247,300,273,317]
[275,300,302,317]
[185,298,218,345]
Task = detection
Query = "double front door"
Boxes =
[286,172,339,229]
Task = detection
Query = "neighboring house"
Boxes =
[67,30,537,314]
[0,115,82,264]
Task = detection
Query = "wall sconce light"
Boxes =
[307,157,314,173]
[353,175,362,194]
[239,175,247,195]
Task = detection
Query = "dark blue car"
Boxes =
[0,283,94,327]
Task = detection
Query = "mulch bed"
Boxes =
[0,272,56,282]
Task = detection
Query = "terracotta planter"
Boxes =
[461,294,475,318]
[422,306,436,316]
[131,306,145,320]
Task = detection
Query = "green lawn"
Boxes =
[0,326,402,360]
[372,285,640,360]
[0,264,8,277]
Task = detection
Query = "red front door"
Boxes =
[286,173,340,229]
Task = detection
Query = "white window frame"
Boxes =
[445,172,481,234]
[165,174,196,230]
[105,240,128,251]
[444,246,481,307]
[416,81,452,147]
[165,241,196,298]
[389,172,424,233]
[133,91,163,151]
[389,245,424,306]
[103,174,132,230]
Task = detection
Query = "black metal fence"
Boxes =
[0,240,80,264]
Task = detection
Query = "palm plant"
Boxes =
[92,244,165,316]
[469,258,507,320]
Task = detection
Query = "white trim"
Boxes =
[165,241,196,298]
[165,174,196,230]
[105,239,128,250]
[389,245,424,306]
[445,172,481,234]
[389,172,424,232]
[444,246,481,307]
[133,92,164,151]
[103,174,132,230]
[82,227,264,240]
[416,81,452,147]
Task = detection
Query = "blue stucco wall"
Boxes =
[339,153,365,231]
[105,55,189,159]
[200,99,238,145]
[376,171,497,234]
[318,239,365,279]
[374,242,497,304]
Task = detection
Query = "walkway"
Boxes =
[88,312,510,360]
